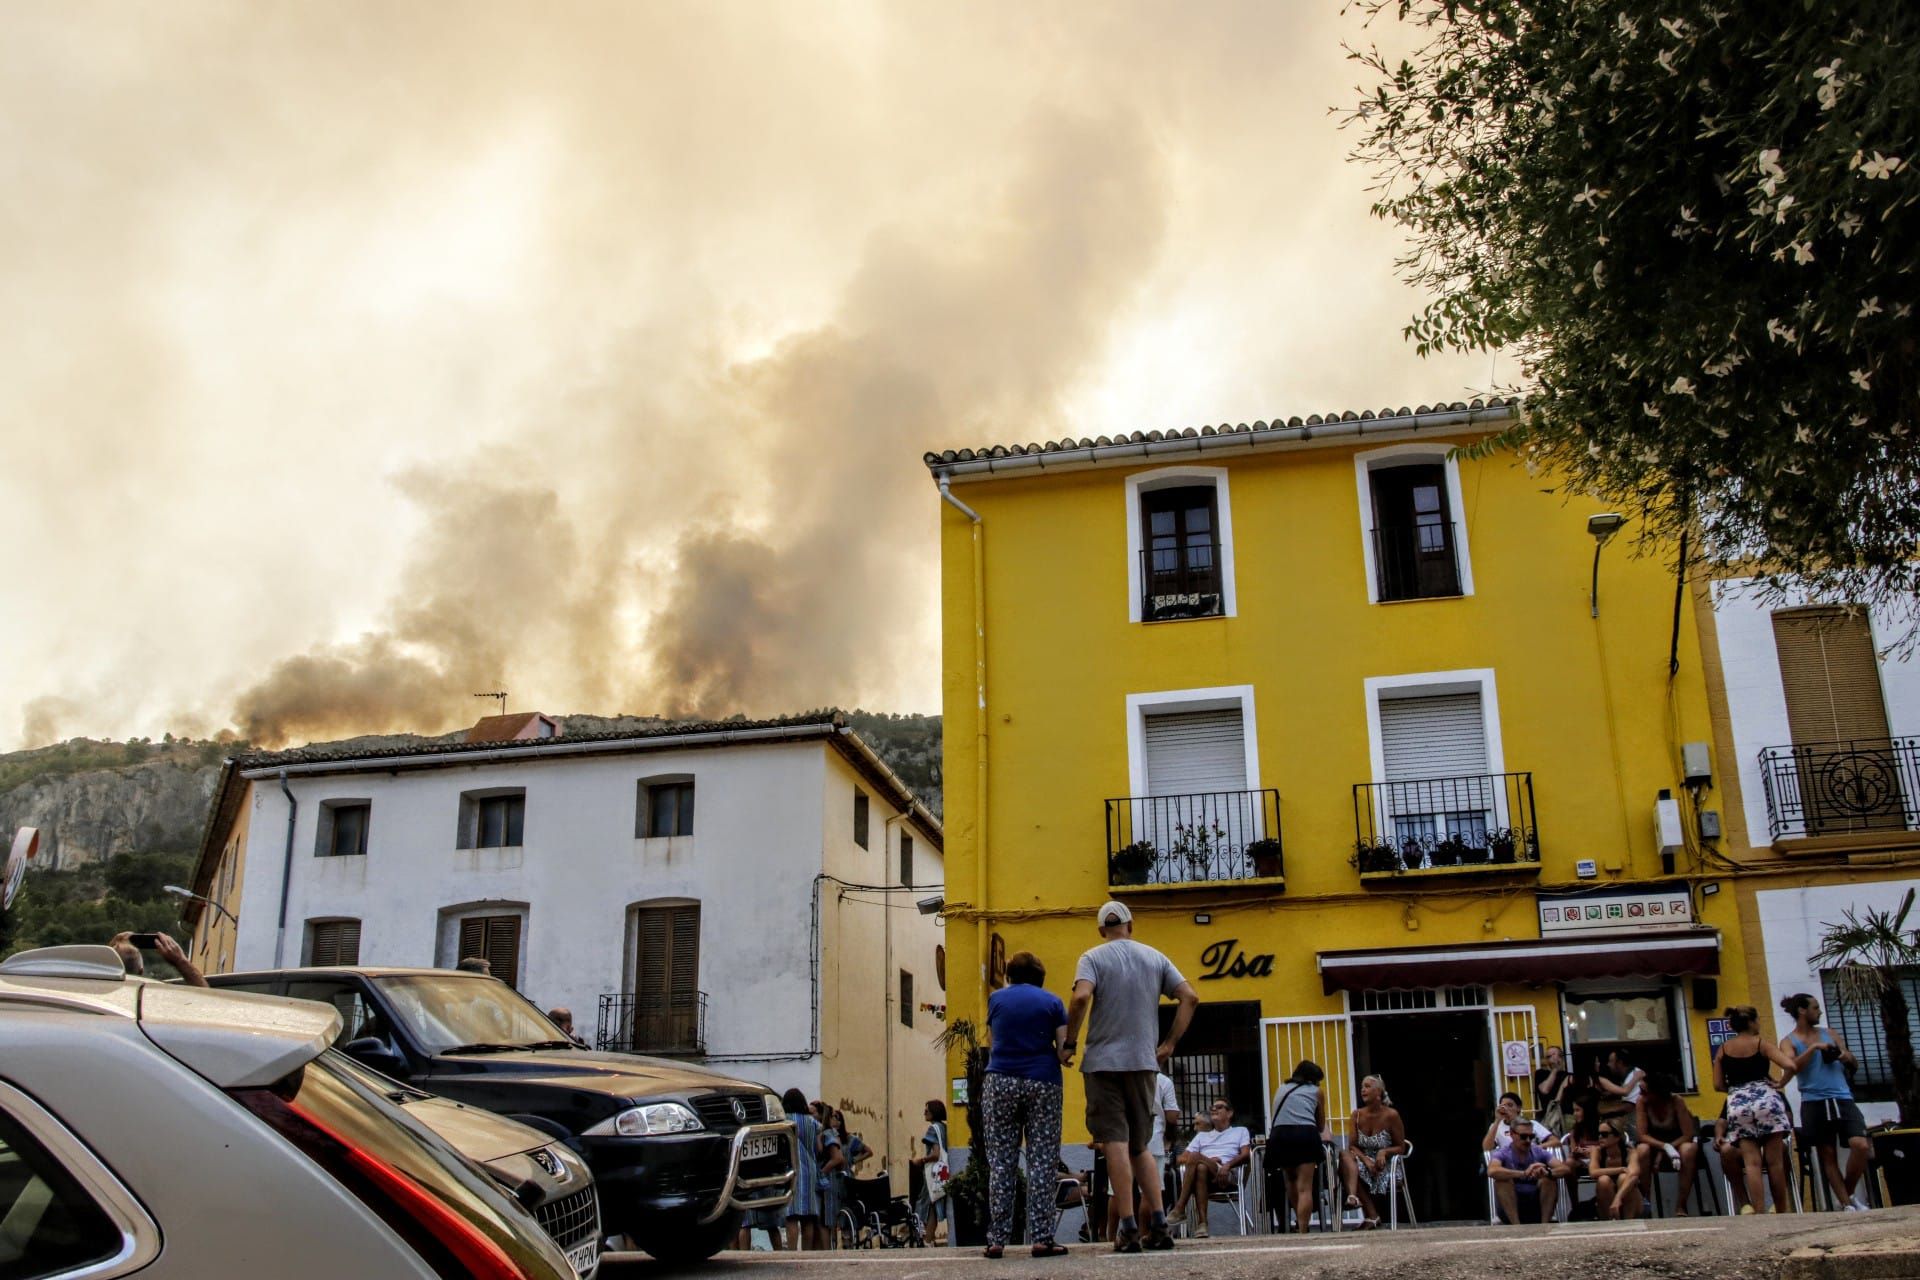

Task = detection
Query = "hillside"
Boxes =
[0,711,941,957]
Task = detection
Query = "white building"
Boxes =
[184,713,947,1171]
[1705,578,1920,1124]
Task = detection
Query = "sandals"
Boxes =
[1361,1217,1380,1230]
[1032,1243,1070,1257]
[984,1245,1004,1259]
[1345,1194,1362,1210]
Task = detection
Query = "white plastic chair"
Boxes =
[1383,1139,1416,1228]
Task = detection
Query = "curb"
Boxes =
[1781,1239,1920,1280]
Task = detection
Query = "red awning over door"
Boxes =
[1317,928,1720,995]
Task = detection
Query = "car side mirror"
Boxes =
[342,1036,408,1078]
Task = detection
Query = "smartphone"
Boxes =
[127,932,164,949]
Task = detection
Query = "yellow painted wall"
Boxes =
[935,434,1749,1142]
[192,782,251,975]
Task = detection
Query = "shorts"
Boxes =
[1802,1098,1868,1145]
[1084,1070,1157,1154]
[1726,1081,1793,1142]
[1266,1124,1323,1170]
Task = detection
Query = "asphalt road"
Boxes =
[601,1209,1920,1280]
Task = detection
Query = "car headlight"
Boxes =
[584,1103,704,1137]
[763,1094,785,1123]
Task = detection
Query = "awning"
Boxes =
[1317,928,1720,995]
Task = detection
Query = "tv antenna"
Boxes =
[473,691,508,715]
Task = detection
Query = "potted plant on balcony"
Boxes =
[1108,840,1156,886]
[1351,838,1401,875]
[1488,828,1519,864]
[1400,838,1428,871]
[1170,820,1227,882]
[1429,835,1468,867]
[1247,838,1284,879]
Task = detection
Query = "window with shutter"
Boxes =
[458,790,526,849]
[1773,608,1902,834]
[1139,708,1252,854]
[639,780,696,838]
[1378,693,1493,842]
[854,791,870,848]
[1140,485,1225,621]
[317,801,370,858]
[900,969,914,1028]
[456,914,521,987]
[900,832,914,886]
[631,903,701,1051]
[305,919,361,967]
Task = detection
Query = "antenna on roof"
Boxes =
[473,691,508,715]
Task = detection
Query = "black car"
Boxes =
[208,966,794,1262]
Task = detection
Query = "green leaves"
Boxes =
[1345,1,1920,617]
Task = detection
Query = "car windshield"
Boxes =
[375,974,572,1054]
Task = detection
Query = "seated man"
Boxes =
[1481,1092,1529,1153]
[1489,1118,1560,1225]
[1171,1100,1251,1238]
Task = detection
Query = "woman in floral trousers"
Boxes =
[981,950,1070,1258]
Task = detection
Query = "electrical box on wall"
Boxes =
[1655,790,1685,853]
[1683,741,1713,786]
[1699,810,1722,840]
[1575,859,1598,879]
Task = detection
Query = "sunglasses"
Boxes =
[1597,1128,1616,1137]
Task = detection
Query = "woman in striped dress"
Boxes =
[784,1089,824,1249]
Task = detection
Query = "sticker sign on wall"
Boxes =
[1706,1018,1733,1050]
[1502,1040,1532,1077]
[1539,889,1694,934]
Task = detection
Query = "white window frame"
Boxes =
[1364,669,1506,830]
[1125,684,1261,797]
[1125,465,1238,624]
[1353,443,1475,604]
[434,901,530,969]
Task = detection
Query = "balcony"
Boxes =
[1105,788,1283,889]
[1139,545,1224,622]
[596,991,707,1055]
[1759,737,1920,844]
[1371,522,1463,602]
[1352,772,1539,881]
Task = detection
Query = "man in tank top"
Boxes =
[1780,993,1871,1209]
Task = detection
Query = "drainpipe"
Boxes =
[273,770,297,967]
[936,474,988,1023]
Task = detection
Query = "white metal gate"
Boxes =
[1259,1014,1355,1142]
[1492,1005,1541,1115]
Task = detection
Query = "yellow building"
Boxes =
[927,400,1749,1221]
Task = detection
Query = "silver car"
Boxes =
[0,944,594,1279]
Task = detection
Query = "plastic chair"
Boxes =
[1383,1140,1416,1228]
[1717,1132,1804,1215]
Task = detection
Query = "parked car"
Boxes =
[208,965,795,1262]
[0,944,594,1280]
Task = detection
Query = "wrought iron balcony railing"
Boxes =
[1139,545,1225,622]
[1105,788,1283,886]
[597,990,707,1055]
[1352,772,1539,874]
[1371,522,1463,601]
[1759,737,1920,841]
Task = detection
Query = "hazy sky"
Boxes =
[0,1,1489,750]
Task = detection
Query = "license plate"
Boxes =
[743,1133,780,1160]
[566,1239,599,1277]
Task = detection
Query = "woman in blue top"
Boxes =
[783,1089,825,1250]
[981,949,1070,1258]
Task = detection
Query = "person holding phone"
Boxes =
[108,930,209,987]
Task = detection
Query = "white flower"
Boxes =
[1775,194,1797,223]
[1618,13,1639,38]
[1795,425,1814,445]
[1711,424,1731,438]
[1851,414,1870,428]
[1837,212,1863,237]
[1660,17,1689,38]
[1642,401,1661,418]
[1758,148,1785,177]
[1851,369,1873,390]
[1572,186,1603,209]
[1611,352,1630,369]
[1679,205,1698,222]
[1639,447,1661,464]
[1894,423,1910,437]
[1655,47,1679,76]
[1860,297,1883,318]
[1592,260,1606,288]
[1760,175,1780,198]
[1792,241,1814,264]
[1670,376,1697,396]
[1814,59,1844,81]
[1588,441,1604,458]
[1818,80,1842,111]
[1767,318,1799,345]
[1861,153,1903,180]
[1898,304,1914,319]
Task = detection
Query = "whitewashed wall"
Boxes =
[231,740,851,1092]
[1756,877,1920,1126]
[1710,579,1920,844]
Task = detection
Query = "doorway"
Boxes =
[1353,1012,1491,1223]
[1161,1000,1264,1129]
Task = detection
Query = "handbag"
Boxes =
[925,1123,952,1203]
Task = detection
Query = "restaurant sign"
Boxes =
[1538,888,1693,934]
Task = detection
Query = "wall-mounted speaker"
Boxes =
[1693,977,1719,1011]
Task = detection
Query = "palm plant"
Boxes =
[1810,889,1920,1125]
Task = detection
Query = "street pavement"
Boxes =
[601,1209,1920,1280]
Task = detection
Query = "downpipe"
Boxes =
[936,475,990,1025]
[272,769,297,967]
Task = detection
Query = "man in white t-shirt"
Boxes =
[1107,1072,1182,1240]
[1172,1100,1251,1237]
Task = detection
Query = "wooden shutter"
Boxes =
[1774,609,1890,745]
[457,915,521,988]
[1143,709,1247,796]
[308,919,361,967]
[1380,693,1488,781]
[632,904,700,1049]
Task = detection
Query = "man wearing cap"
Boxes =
[1063,900,1200,1253]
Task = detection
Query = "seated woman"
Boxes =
[1548,1097,1605,1219]
[1632,1073,1699,1214]
[1338,1075,1406,1229]
[1585,1121,1644,1220]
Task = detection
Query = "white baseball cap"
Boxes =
[1097,900,1132,927]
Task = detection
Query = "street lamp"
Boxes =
[164,884,237,927]
[1587,513,1626,618]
